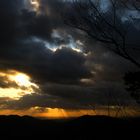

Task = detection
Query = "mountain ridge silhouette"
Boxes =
[0,115,139,139]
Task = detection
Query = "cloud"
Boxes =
[0,42,91,84]
[0,0,23,45]
[0,0,139,111]
[0,0,91,84]
[2,82,136,110]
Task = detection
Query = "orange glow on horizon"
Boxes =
[36,108,96,118]
[0,107,96,118]
[0,107,139,118]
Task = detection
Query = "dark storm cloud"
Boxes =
[39,0,64,15]
[21,0,75,42]
[41,83,133,106]
[5,93,92,110]
[21,11,52,41]
[0,0,69,46]
[4,83,136,110]
[0,0,139,110]
[0,0,23,44]
[0,0,91,84]
[0,41,91,84]
[85,42,137,81]
[48,48,91,83]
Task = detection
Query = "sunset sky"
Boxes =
[0,0,140,118]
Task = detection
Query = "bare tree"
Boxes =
[64,0,140,68]
[120,0,140,11]
[124,71,140,104]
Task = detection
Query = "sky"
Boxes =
[0,0,140,118]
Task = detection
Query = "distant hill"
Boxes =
[0,115,139,139]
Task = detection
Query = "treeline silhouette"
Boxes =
[124,71,140,104]
[0,115,139,139]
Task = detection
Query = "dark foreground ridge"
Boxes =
[0,115,140,139]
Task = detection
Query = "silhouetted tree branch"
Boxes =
[64,0,140,68]
[124,71,140,104]
[120,0,140,11]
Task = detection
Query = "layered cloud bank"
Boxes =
[0,0,139,117]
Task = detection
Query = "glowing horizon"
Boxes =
[0,106,139,118]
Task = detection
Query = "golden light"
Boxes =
[34,108,96,119]
[9,72,38,89]
[80,78,94,85]
[0,70,39,100]
[0,88,26,99]
[14,74,30,86]
[30,0,40,12]
[0,107,97,118]
[0,106,139,118]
